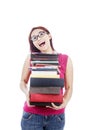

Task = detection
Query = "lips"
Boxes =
[39,42,45,47]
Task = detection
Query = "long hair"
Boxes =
[28,26,55,53]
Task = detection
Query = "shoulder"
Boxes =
[59,53,68,58]
[58,53,72,73]
[58,53,68,64]
[66,56,73,72]
[59,53,73,65]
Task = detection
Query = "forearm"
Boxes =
[20,81,28,96]
[63,86,73,105]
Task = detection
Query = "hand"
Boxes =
[26,92,30,106]
[46,98,67,110]
[26,92,35,107]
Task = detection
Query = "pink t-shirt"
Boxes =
[23,53,68,115]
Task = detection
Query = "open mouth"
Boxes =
[39,42,45,47]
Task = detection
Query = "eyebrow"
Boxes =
[31,31,45,35]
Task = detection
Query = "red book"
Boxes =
[30,93,63,102]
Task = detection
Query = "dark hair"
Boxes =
[28,26,55,52]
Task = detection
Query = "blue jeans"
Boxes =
[21,111,65,130]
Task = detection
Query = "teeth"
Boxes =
[39,42,45,46]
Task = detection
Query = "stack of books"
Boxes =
[29,53,64,106]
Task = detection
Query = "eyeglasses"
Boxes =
[31,31,47,42]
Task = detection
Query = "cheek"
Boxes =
[33,42,38,47]
[46,40,51,47]
[33,42,40,48]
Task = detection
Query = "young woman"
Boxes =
[20,26,73,130]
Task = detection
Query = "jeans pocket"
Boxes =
[22,111,33,120]
[56,113,65,123]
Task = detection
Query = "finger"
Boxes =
[46,105,56,110]
[27,100,30,106]
[51,103,62,110]
[26,96,30,106]
[46,106,53,108]
[51,103,59,108]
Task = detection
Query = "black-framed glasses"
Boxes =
[31,31,47,42]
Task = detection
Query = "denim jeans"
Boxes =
[21,111,65,130]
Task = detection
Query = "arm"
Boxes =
[63,56,73,106]
[20,55,31,106]
[49,57,73,109]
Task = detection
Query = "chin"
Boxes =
[41,46,48,51]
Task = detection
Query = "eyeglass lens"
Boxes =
[31,31,46,42]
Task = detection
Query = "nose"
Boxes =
[37,36,41,40]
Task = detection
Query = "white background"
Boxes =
[0,0,87,129]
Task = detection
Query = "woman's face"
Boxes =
[31,29,52,53]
